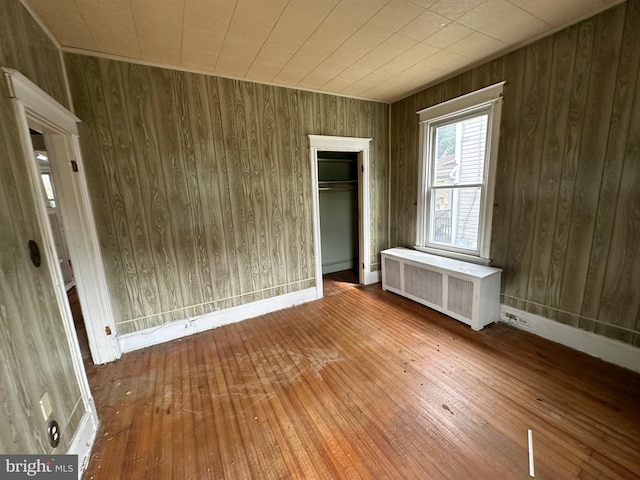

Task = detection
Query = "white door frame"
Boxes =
[308,135,376,299]
[3,67,121,366]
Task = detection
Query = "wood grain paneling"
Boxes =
[0,0,84,453]
[585,0,640,342]
[557,6,625,331]
[544,20,595,323]
[390,0,640,346]
[526,26,577,320]
[489,49,525,281]
[503,35,553,311]
[65,55,389,335]
[0,0,69,108]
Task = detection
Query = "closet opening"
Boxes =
[318,151,359,296]
[308,135,374,299]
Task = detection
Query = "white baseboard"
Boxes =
[364,269,380,285]
[323,260,355,274]
[67,404,98,478]
[499,305,640,373]
[119,287,318,353]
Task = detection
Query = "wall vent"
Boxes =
[405,264,443,307]
[384,257,401,290]
[447,276,474,320]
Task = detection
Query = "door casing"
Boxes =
[4,67,121,365]
[308,135,377,298]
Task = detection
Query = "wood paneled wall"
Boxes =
[390,0,640,347]
[65,54,389,335]
[0,0,84,453]
[0,1,69,108]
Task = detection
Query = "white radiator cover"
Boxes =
[381,247,502,331]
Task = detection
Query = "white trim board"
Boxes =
[364,269,381,286]
[67,406,98,477]
[119,288,318,353]
[3,67,120,365]
[417,81,505,123]
[499,305,640,374]
[308,135,375,299]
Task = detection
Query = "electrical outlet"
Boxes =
[503,311,532,328]
[39,392,52,421]
[48,420,60,448]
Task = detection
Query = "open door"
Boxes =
[3,67,120,366]
[33,134,76,290]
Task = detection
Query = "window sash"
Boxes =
[426,185,485,256]
[424,110,490,256]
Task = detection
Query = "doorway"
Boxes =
[31,130,75,290]
[4,67,119,366]
[318,151,359,294]
[308,135,376,299]
[30,129,93,365]
[3,66,105,467]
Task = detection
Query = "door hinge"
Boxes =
[105,326,112,336]
[70,160,78,172]
[361,165,364,173]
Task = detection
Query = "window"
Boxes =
[416,82,504,264]
[41,173,57,208]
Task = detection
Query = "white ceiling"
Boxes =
[22,0,622,102]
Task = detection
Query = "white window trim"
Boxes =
[415,81,505,265]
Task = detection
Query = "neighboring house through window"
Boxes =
[415,82,505,264]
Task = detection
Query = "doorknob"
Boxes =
[28,239,41,267]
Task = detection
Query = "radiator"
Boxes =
[381,247,501,331]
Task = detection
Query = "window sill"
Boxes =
[413,246,491,266]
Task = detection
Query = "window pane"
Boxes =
[434,114,488,186]
[41,173,56,208]
[430,187,482,250]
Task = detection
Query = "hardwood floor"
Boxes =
[83,284,640,479]
[322,269,359,297]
